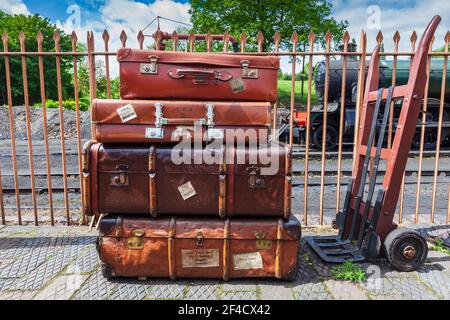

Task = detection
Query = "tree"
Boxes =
[189,0,348,51]
[0,12,73,106]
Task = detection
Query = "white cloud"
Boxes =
[332,0,450,54]
[0,0,31,15]
[57,0,190,77]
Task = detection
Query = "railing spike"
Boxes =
[410,30,418,43]
[102,30,110,42]
[137,30,145,49]
[120,30,127,47]
[70,31,77,43]
[376,31,383,44]
[343,31,350,43]
[393,30,400,43]
[308,31,315,44]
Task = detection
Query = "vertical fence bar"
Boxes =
[188,32,195,52]
[430,33,449,223]
[336,32,350,213]
[240,33,246,53]
[37,32,55,225]
[412,31,430,224]
[71,32,85,224]
[353,31,367,163]
[223,31,229,53]
[87,32,97,109]
[54,32,71,225]
[2,33,21,224]
[206,32,212,52]
[102,30,111,99]
[171,31,178,52]
[273,32,281,140]
[303,32,315,226]
[288,32,298,146]
[388,32,400,149]
[414,37,432,224]
[319,31,332,225]
[19,32,38,225]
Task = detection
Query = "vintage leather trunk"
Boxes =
[117,49,279,102]
[97,215,301,281]
[91,99,271,144]
[82,142,292,218]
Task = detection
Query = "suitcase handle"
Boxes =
[168,68,233,82]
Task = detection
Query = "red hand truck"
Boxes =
[306,16,441,271]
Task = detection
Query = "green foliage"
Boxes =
[431,239,450,255]
[33,98,90,111]
[277,79,316,107]
[0,11,74,105]
[331,261,366,282]
[189,0,348,51]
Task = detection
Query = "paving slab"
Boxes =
[33,274,89,300]
[0,225,448,300]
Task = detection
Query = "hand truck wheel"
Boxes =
[383,228,428,272]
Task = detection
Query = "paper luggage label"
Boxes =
[181,249,220,268]
[178,181,197,200]
[116,104,138,123]
[233,252,263,270]
[230,77,246,93]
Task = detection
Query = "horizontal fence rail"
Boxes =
[0,28,449,227]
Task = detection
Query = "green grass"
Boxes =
[277,80,317,108]
[431,239,450,255]
[331,261,366,282]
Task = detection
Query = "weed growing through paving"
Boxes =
[331,261,366,282]
[431,239,450,255]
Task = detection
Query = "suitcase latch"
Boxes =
[111,164,129,186]
[254,231,272,250]
[140,55,159,74]
[240,60,259,79]
[128,229,145,250]
[196,231,205,247]
[246,166,266,189]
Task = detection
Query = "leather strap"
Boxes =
[168,217,176,280]
[91,143,101,215]
[284,145,293,219]
[275,219,283,279]
[227,146,236,216]
[148,145,157,217]
[222,219,230,281]
[218,146,227,218]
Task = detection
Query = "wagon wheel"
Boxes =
[312,124,338,150]
[383,228,428,272]
[412,109,450,150]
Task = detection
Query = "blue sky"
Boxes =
[1,0,447,74]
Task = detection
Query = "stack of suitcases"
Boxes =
[82,47,301,281]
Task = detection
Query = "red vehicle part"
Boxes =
[306,16,441,271]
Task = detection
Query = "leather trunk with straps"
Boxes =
[82,142,292,218]
[92,99,271,144]
[117,49,279,102]
[97,215,301,281]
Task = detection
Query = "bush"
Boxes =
[33,98,90,111]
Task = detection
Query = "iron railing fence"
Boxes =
[0,29,449,226]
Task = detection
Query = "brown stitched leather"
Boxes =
[91,143,101,215]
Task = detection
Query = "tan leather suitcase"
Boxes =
[92,99,271,144]
[97,215,301,280]
[117,49,279,102]
[82,142,292,219]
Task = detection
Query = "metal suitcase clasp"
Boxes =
[140,55,159,74]
[196,231,205,247]
[240,60,259,79]
[254,231,272,250]
[111,164,129,186]
[127,229,145,250]
[246,166,266,189]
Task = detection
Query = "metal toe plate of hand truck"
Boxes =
[304,236,365,263]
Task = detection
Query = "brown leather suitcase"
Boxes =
[82,142,292,219]
[117,49,279,102]
[97,215,301,280]
[92,99,271,144]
